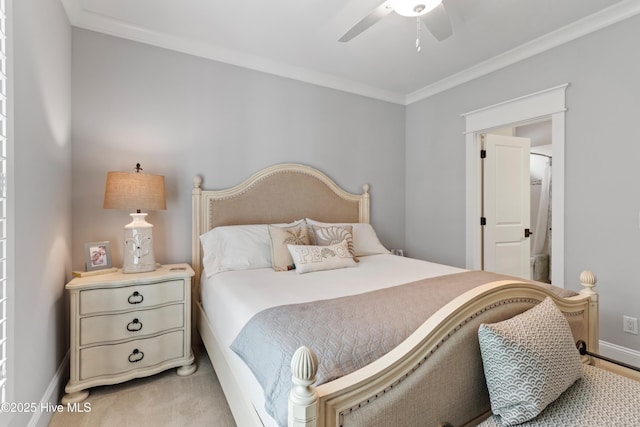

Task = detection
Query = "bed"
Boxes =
[191,163,601,427]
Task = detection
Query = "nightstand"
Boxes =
[62,263,196,404]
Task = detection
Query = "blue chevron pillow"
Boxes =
[478,297,583,426]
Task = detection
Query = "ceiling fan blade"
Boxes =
[339,2,393,42]
[422,3,453,41]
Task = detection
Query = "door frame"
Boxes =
[461,84,568,285]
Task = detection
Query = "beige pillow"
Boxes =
[305,219,389,256]
[268,224,311,271]
[310,225,357,261]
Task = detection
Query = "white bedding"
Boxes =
[200,254,465,426]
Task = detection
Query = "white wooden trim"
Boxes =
[191,175,203,294]
[196,303,263,427]
[60,0,405,105]
[600,340,640,369]
[61,0,640,105]
[462,84,567,286]
[199,163,370,216]
[462,85,568,134]
[4,0,14,413]
[407,1,640,103]
[550,111,565,286]
[27,352,69,427]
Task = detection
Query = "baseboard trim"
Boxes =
[599,340,640,368]
[28,351,70,427]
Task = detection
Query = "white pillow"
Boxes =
[287,240,357,274]
[199,224,273,277]
[305,219,389,256]
[200,221,306,277]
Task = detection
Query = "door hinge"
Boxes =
[480,149,486,159]
[480,217,486,226]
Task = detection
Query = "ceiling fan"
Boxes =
[339,0,453,50]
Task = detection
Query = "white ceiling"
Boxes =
[62,0,640,105]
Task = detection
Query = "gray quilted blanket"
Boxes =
[230,271,572,427]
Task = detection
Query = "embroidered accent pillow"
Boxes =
[478,297,583,426]
[310,225,357,261]
[268,223,311,271]
[287,240,357,274]
[305,219,389,256]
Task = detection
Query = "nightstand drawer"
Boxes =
[79,279,184,315]
[80,331,185,380]
[80,303,184,346]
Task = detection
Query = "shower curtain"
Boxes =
[532,159,551,256]
[531,156,552,282]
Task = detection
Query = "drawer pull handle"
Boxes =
[126,318,143,332]
[127,291,144,305]
[128,349,144,363]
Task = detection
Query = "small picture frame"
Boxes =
[85,241,112,271]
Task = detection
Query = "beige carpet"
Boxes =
[49,345,236,427]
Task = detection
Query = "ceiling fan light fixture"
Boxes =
[390,0,441,17]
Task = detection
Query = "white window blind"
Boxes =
[0,0,8,404]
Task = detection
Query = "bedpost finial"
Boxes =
[580,270,597,285]
[579,270,597,296]
[289,346,319,425]
[291,346,318,383]
[193,175,203,189]
[363,183,370,195]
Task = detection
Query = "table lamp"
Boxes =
[103,163,166,273]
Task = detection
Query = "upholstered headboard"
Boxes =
[191,163,370,283]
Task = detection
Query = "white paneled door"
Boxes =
[483,134,531,279]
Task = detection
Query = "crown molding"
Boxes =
[405,0,640,105]
[62,0,640,106]
[61,0,406,105]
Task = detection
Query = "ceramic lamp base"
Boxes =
[123,213,156,273]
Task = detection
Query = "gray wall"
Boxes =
[15,4,638,415]
[13,0,72,425]
[71,29,406,272]
[406,14,640,352]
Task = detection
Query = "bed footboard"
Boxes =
[289,272,599,427]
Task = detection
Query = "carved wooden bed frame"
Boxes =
[191,163,599,427]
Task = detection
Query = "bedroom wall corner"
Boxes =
[70,29,406,273]
[12,0,72,426]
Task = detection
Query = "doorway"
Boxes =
[483,121,552,282]
[462,84,567,285]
